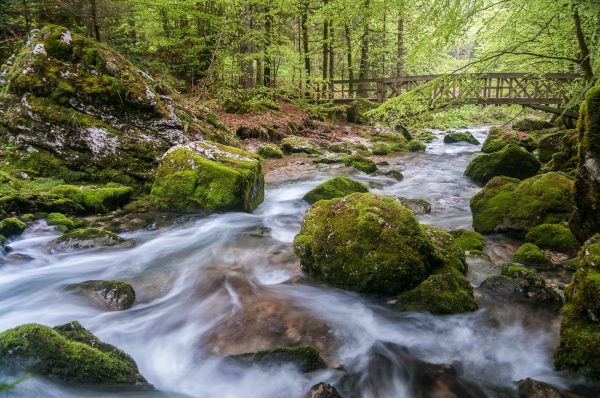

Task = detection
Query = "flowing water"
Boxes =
[1,126,597,397]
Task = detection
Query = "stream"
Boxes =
[0,126,595,397]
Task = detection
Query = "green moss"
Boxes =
[303,177,368,204]
[501,263,543,284]
[371,142,406,155]
[513,243,552,266]
[470,172,575,235]
[450,229,485,252]
[395,270,478,314]
[48,228,127,253]
[407,139,426,152]
[342,155,377,174]
[414,131,437,143]
[443,131,480,145]
[465,144,541,183]
[47,212,84,232]
[513,118,552,132]
[0,321,146,384]
[0,235,6,246]
[524,224,579,253]
[0,217,26,238]
[150,142,264,212]
[422,225,468,274]
[232,345,326,373]
[257,144,284,159]
[49,185,133,213]
[481,126,537,153]
[67,280,135,311]
[293,193,437,294]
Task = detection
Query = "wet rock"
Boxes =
[397,197,431,215]
[481,126,536,153]
[569,80,600,242]
[313,154,345,164]
[513,118,553,132]
[67,280,135,311]
[378,169,404,181]
[293,193,438,294]
[450,229,485,252]
[444,131,480,145]
[257,143,284,159]
[516,378,574,398]
[470,173,575,235]
[46,212,84,232]
[303,177,368,204]
[465,144,540,183]
[513,243,552,267]
[150,141,264,212]
[280,137,321,155]
[525,224,579,253]
[0,321,147,384]
[414,131,437,143]
[555,234,600,378]
[228,345,327,373]
[305,383,343,398]
[0,217,26,238]
[48,228,131,253]
[342,155,377,174]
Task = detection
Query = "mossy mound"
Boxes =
[0,25,189,186]
[538,131,568,163]
[303,177,368,204]
[150,141,264,212]
[0,191,85,218]
[542,131,579,175]
[371,142,406,155]
[513,243,552,266]
[525,224,579,253]
[569,79,600,242]
[555,235,600,378]
[280,137,320,155]
[483,263,563,304]
[512,118,553,132]
[464,144,540,183]
[48,228,129,253]
[481,126,536,153]
[342,155,377,174]
[443,131,480,145]
[230,345,327,373]
[449,229,485,252]
[422,225,468,275]
[48,184,133,213]
[470,172,575,235]
[67,280,135,311]
[47,212,85,232]
[257,144,284,159]
[293,193,437,294]
[407,139,426,152]
[0,321,146,384]
[0,217,26,238]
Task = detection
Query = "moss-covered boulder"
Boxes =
[303,177,368,204]
[257,143,284,159]
[542,131,579,174]
[538,131,568,163]
[48,228,130,253]
[293,193,438,294]
[48,184,133,213]
[0,321,146,384]
[470,172,575,235]
[513,118,553,132]
[407,139,426,152]
[481,126,536,153]
[67,280,135,311]
[0,217,26,238]
[280,137,320,155]
[396,198,432,215]
[444,131,480,145]
[555,235,600,378]
[525,224,579,253]
[449,229,485,252]
[569,79,600,242]
[422,225,468,274]
[0,25,189,185]
[150,141,264,212]
[513,243,552,267]
[47,212,85,232]
[342,155,377,174]
[465,144,540,183]
[229,345,327,373]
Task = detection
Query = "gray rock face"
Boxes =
[305,383,343,398]
[67,280,135,311]
[396,197,431,214]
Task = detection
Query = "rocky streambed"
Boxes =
[1,126,598,397]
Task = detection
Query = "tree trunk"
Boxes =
[322,0,329,98]
[301,1,311,97]
[264,10,273,87]
[396,18,405,77]
[329,16,334,98]
[21,0,31,31]
[240,5,255,89]
[90,0,101,41]
[573,7,593,81]
[344,24,354,97]
[358,0,371,97]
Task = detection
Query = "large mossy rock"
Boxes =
[465,144,540,183]
[0,25,188,185]
[67,280,135,311]
[443,131,480,145]
[512,243,552,267]
[470,172,575,235]
[481,126,536,153]
[0,217,26,238]
[555,235,600,378]
[342,155,377,174]
[0,321,146,384]
[512,118,553,132]
[449,229,485,252]
[303,177,368,204]
[569,80,600,242]
[524,224,579,253]
[293,193,438,294]
[150,141,264,212]
[48,184,133,213]
[538,131,568,163]
[542,131,579,175]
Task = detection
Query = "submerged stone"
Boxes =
[150,141,264,212]
[303,177,368,204]
[465,144,540,183]
[229,345,327,373]
[67,280,135,311]
[0,321,147,384]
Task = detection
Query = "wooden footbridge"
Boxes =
[329,72,581,118]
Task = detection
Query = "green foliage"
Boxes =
[0,374,29,395]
